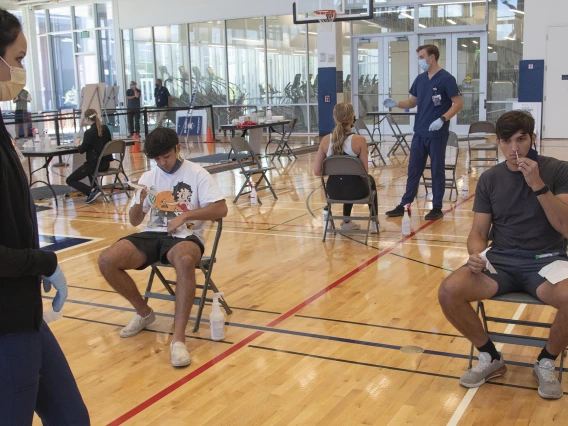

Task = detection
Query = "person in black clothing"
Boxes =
[126,80,141,137]
[66,108,113,203]
[0,9,90,424]
[154,78,171,128]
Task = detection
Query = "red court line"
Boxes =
[107,195,475,425]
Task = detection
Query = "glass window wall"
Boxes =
[353,6,415,35]
[155,25,190,106]
[189,21,228,107]
[418,2,486,28]
[123,28,155,106]
[226,18,266,106]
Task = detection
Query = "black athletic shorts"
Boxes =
[463,248,568,301]
[120,232,204,270]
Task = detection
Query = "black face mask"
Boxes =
[527,147,538,161]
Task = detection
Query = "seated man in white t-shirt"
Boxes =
[98,128,227,367]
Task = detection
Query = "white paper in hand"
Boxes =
[480,247,498,274]
[538,261,568,284]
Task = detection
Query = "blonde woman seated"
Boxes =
[313,103,379,234]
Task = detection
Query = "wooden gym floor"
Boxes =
[29,135,568,425]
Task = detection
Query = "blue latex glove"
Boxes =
[429,118,444,131]
[42,265,68,312]
[383,98,398,109]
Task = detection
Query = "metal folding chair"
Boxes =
[354,119,386,167]
[144,219,232,333]
[230,137,277,204]
[321,156,379,245]
[469,292,567,381]
[269,118,298,161]
[92,139,131,203]
[421,131,459,201]
[385,114,413,156]
[467,121,498,171]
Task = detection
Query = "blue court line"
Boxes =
[62,314,234,344]
[249,345,568,395]
[64,285,282,315]
[46,296,564,372]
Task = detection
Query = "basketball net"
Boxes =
[315,9,336,33]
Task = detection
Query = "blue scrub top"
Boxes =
[409,69,460,139]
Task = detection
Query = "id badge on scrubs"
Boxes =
[432,93,442,107]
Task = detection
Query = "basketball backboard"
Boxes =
[293,0,374,24]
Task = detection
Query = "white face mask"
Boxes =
[0,56,26,102]
[419,58,431,72]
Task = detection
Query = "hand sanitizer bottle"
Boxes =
[402,204,411,236]
[209,292,226,341]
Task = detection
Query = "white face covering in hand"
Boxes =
[0,56,26,102]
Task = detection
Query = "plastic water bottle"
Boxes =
[33,129,41,151]
[402,204,411,236]
[462,174,469,199]
[43,130,51,149]
[266,106,272,121]
[466,152,470,170]
[209,292,226,341]
[322,206,329,229]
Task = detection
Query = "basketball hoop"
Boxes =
[315,9,336,32]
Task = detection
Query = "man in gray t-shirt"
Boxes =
[439,111,568,400]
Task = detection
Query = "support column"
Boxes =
[317,21,344,136]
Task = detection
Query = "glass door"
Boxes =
[452,32,487,133]
[419,32,487,134]
[353,38,380,125]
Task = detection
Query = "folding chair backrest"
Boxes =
[385,114,402,136]
[230,137,262,169]
[283,118,297,141]
[446,131,459,167]
[354,119,371,138]
[96,139,126,171]
[469,121,496,136]
[322,155,372,201]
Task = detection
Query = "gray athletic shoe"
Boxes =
[120,309,155,338]
[533,359,563,399]
[460,352,507,388]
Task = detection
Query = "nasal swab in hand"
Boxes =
[515,151,519,162]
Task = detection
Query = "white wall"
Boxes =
[118,0,295,29]
[524,0,568,138]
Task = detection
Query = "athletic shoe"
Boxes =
[533,358,563,399]
[425,208,444,221]
[340,221,361,231]
[119,309,156,338]
[460,352,507,388]
[386,205,405,217]
[85,190,102,204]
[170,341,192,367]
[127,133,133,138]
[370,222,379,234]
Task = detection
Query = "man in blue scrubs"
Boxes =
[384,45,463,220]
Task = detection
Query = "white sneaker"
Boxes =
[340,221,361,231]
[370,222,379,234]
[119,309,156,338]
[170,341,192,367]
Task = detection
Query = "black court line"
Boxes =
[63,315,234,344]
[294,314,463,338]
[49,296,563,372]
[389,253,454,272]
[65,285,281,315]
[249,345,568,395]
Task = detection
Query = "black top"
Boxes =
[79,123,113,168]
[0,112,58,335]
[126,88,141,110]
[474,155,568,251]
[154,86,170,108]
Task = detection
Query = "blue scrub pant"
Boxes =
[0,321,90,425]
[400,134,449,210]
